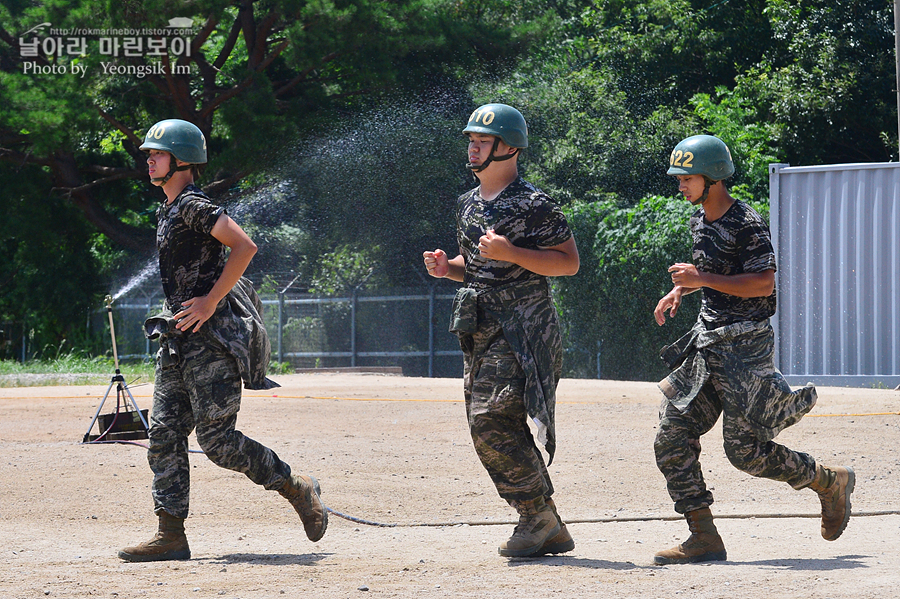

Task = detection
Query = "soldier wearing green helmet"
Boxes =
[461,103,528,172]
[119,119,328,562]
[139,118,208,185]
[651,134,855,566]
[424,103,580,558]
[665,134,734,206]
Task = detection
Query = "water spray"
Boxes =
[81,295,150,444]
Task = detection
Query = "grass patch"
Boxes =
[0,355,155,387]
[1,354,292,387]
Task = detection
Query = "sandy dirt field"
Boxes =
[1,372,898,599]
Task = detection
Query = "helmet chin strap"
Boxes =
[466,138,519,173]
[691,177,717,205]
[151,161,192,186]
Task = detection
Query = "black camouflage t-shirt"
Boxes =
[156,184,227,308]
[457,176,572,290]
[691,200,777,327]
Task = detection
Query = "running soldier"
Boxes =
[119,119,327,562]
[423,104,580,557]
[652,134,855,564]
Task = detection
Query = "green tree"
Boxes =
[0,161,103,359]
[726,0,896,165]
[0,0,558,356]
[500,0,896,208]
[581,0,773,116]
[0,0,533,250]
[556,196,699,380]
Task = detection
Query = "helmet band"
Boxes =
[150,157,193,185]
[466,138,519,173]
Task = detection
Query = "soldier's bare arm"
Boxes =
[668,263,774,298]
[477,231,579,277]
[175,214,257,333]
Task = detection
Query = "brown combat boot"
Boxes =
[807,465,855,541]
[654,507,727,565]
[118,511,191,562]
[535,497,575,556]
[279,474,328,542]
[498,496,561,557]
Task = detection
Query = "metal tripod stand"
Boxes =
[82,295,150,443]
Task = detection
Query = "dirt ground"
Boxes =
[1,372,898,599]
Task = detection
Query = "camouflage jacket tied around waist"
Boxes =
[449,278,561,464]
[659,319,816,442]
[144,277,280,390]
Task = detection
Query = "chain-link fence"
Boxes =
[90,281,464,378]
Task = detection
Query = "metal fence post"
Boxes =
[145,295,152,358]
[350,287,357,367]
[277,291,285,364]
[428,285,435,377]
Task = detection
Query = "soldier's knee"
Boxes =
[468,401,516,436]
[195,426,236,465]
[148,421,187,449]
[652,431,666,460]
[469,407,495,427]
[723,440,756,473]
[196,437,226,465]
[654,428,681,468]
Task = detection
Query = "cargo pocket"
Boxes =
[496,356,523,380]
[189,355,242,422]
[490,356,526,413]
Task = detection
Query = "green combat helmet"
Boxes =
[462,103,528,172]
[666,134,734,181]
[140,119,208,184]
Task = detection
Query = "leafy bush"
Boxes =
[557,196,700,380]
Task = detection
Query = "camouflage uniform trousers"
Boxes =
[148,330,290,519]
[463,314,553,504]
[654,333,817,514]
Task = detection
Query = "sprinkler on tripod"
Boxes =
[81,295,150,443]
[105,295,121,375]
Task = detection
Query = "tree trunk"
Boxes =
[51,151,155,253]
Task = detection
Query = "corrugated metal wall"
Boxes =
[770,162,900,388]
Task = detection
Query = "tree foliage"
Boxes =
[500,0,897,379]
[0,0,546,356]
[732,0,896,165]
[504,0,897,208]
[555,196,700,380]
[0,0,538,249]
[0,161,102,359]
[1,0,897,377]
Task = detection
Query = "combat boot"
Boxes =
[118,511,191,562]
[807,464,855,541]
[535,497,575,556]
[498,496,561,558]
[279,474,328,542]
[654,507,727,565]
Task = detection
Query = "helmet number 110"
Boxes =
[469,109,496,126]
